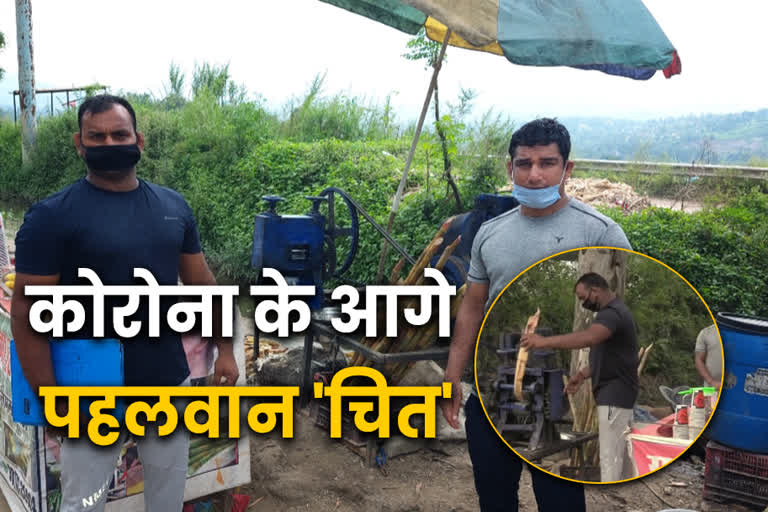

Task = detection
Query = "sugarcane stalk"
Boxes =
[515,308,540,401]
[375,237,463,364]
[350,219,457,367]
[388,321,441,383]
[352,233,449,366]
[388,284,467,383]
[403,237,444,285]
[637,342,654,376]
[396,283,465,355]
[388,236,461,350]
[389,257,406,284]
[412,235,461,287]
[361,238,445,359]
[367,284,463,379]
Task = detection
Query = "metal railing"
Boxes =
[457,154,768,181]
[572,158,768,181]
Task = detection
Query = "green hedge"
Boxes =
[1,102,765,318]
[198,138,414,285]
[604,188,768,317]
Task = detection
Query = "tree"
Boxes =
[191,62,247,106]
[0,31,5,82]
[161,61,187,110]
[403,29,463,211]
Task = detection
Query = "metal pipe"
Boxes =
[300,326,315,408]
[330,189,416,266]
[312,321,448,364]
[15,0,37,163]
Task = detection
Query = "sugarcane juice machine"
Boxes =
[250,188,448,405]
[250,189,523,404]
[494,331,598,461]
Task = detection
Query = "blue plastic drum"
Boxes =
[707,312,768,453]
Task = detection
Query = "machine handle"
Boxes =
[304,196,328,215]
[261,195,285,214]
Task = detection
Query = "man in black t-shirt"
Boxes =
[12,94,239,511]
[521,272,639,482]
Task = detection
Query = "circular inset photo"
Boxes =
[473,247,723,484]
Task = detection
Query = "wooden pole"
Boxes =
[374,29,452,283]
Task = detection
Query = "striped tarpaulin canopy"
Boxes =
[320,0,681,80]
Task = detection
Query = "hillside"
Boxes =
[562,109,768,164]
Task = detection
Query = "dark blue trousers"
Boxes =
[465,394,586,512]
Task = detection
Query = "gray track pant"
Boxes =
[58,383,191,512]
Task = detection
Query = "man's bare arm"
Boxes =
[10,273,60,396]
[179,252,239,385]
[441,281,488,428]
[521,323,612,350]
[695,351,718,387]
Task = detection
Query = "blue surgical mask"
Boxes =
[512,166,567,209]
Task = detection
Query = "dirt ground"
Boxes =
[235,409,749,512]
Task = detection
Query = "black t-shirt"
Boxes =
[589,297,639,409]
[15,177,201,386]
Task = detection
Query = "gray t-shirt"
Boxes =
[695,324,722,385]
[591,298,640,409]
[467,198,632,310]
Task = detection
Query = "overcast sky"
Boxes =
[0,0,766,122]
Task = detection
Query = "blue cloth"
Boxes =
[465,394,585,512]
[15,178,200,386]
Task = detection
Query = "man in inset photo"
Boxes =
[521,272,639,482]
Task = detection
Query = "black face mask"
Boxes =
[81,142,141,173]
[582,290,601,312]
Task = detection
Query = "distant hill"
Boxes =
[560,109,768,165]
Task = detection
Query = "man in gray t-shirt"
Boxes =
[440,118,631,511]
[469,196,630,311]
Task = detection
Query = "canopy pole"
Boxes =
[375,28,452,284]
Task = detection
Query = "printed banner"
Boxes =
[0,308,43,512]
[630,434,687,475]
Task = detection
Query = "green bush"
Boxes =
[20,110,83,202]
[193,138,413,285]
[605,188,768,317]
[1,90,764,323]
[0,120,21,200]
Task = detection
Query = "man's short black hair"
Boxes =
[508,118,571,163]
[78,94,137,133]
[575,272,610,291]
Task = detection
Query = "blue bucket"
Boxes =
[706,313,768,453]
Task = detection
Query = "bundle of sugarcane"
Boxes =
[385,281,467,384]
[187,437,237,475]
[348,217,457,368]
[365,235,462,359]
[515,308,541,401]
